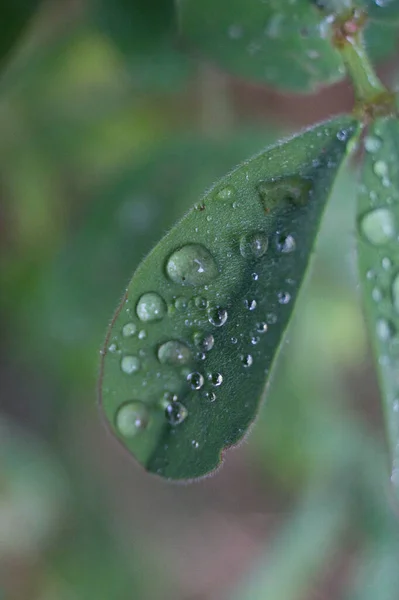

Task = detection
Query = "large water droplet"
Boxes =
[240,232,268,258]
[166,244,219,286]
[136,292,166,322]
[208,372,223,386]
[121,355,141,374]
[165,401,188,425]
[208,307,228,327]
[194,332,215,352]
[364,136,382,153]
[360,208,396,245]
[374,160,389,179]
[187,371,205,390]
[122,322,137,337]
[116,402,149,437]
[157,341,192,365]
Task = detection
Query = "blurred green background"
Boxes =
[1,1,399,599]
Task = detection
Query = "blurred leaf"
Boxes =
[99,117,358,480]
[0,1,40,67]
[357,117,399,499]
[178,0,345,92]
[364,0,399,24]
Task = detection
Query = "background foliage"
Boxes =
[1,0,399,598]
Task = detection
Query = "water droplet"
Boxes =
[138,329,147,340]
[208,372,223,386]
[278,291,291,304]
[276,233,296,253]
[187,371,204,390]
[252,273,259,281]
[108,343,118,353]
[162,391,178,406]
[116,402,149,437]
[122,322,137,337]
[240,232,268,258]
[392,273,399,313]
[382,257,392,270]
[360,208,396,245]
[231,336,238,344]
[157,341,192,365]
[165,401,188,425]
[202,390,217,402]
[393,399,399,413]
[376,318,394,341]
[257,175,312,209]
[208,307,228,327]
[215,185,235,200]
[192,440,200,449]
[136,292,166,322]
[374,160,389,179]
[174,297,188,311]
[244,298,257,310]
[256,322,268,333]
[241,354,253,368]
[194,296,208,309]
[372,287,383,302]
[267,313,277,325]
[196,351,206,361]
[251,336,260,345]
[194,332,215,352]
[166,244,219,286]
[121,355,141,374]
[364,136,382,153]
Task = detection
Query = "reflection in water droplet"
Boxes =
[116,402,149,437]
[187,371,205,390]
[165,401,188,425]
[256,322,268,333]
[208,372,223,386]
[215,185,235,200]
[241,354,253,367]
[360,208,396,245]
[251,336,260,345]
[278,291,291,304]
[244,299,257,311]
[194,332,215,352]
[122,322,137,337]
[157,341,192,365]
[392,274,399,313]
[276,233,296,253]
[240,232,268,258]
[162,391,178,406]
[136,292,166,322]
[121,355,141,374]
[208,307,228,327]
[252,272,259,281]
[166,244,219,286]
[376,318,394,341]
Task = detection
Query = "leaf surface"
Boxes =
[99,116,358,480]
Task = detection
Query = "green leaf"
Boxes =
[99,116,358,481]
[357,117,399,499]
[0,1,39,67]
[178,0,344,92]
[364,0,399,25]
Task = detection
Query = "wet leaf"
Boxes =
[364,0,399,25]
[178,0,344,92]
[99,116,358,480]
[357,117,399,499]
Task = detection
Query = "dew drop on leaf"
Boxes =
[165,401,188,425]
[166,244,219,286]
[239,232,268,258]
[120,355,141,374]
[116,402,150,437]
[187,371,205,390]
[122,322,137,337]
[208,307,228,327]
[359,208,396,245]
[136,292,167,322]
[157,341,192,365]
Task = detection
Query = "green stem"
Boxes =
[339,32,387,104]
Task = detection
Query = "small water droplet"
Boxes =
[138,329,147,340]
[166,244,219,286]
[276,233,296,253]
[267,313,277,324]
[376,318,394,341]
[174,297,188,311]
[208,372,223,386]
[157,341,192,365]
[194,332,215,352]
[392,273,399,313]
[231,336,238,344]
[241,354,253,367]
[192,440,200,449]
[252,272,259,281]
[165,401,188,425]
[215,185,235,200]
[256,322,268,333]
[122,322,137,337]
[251,336,260,345]
[136,292,166,322]
[244,298,257,310]
[382,257,392,270]
[116,402,149,437]
[372,287,383,302]
[364,136,382,153]
[121,355,141,374]
[162,391,178,406]
[196,351,206,361]
[360,208,396,245]
[374,160,389,179]
[108,343,118,353]
[278,291,291,304]
[202,390,217,402]
[194,296,208,309]
[208,307,228,327]
[187,371,205,390]
[240,232,268,258]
